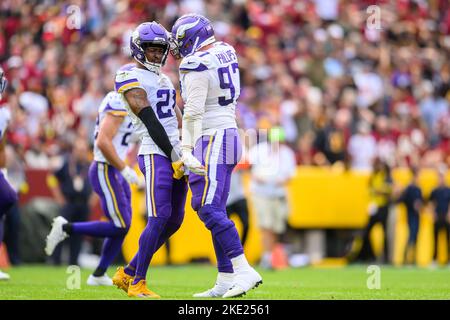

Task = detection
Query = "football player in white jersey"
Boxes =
[111,22,188,298]
[0,67,18,281]
[170,14,262,298]
[45,72,140,286]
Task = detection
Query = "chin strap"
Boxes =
[135,58,161,75]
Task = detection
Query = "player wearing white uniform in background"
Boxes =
[111,22,188,299]
[0,67,18,281]
[45,85,140,286]
[171,14,262,298]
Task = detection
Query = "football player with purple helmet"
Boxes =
[171,14,262,298]
[111,22,188,298]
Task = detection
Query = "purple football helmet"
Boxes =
[171,14,215,58]
[130,22,169,73]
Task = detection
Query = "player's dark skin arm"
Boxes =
[124,87,149,115]
[124,88,179,161]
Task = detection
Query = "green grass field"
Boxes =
[0,264,449,300]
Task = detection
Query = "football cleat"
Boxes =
[112,267,133,293]
[193,273,234,298]
[222,268,263,298]
[193,287,229,298]
[87,274,113,286]
[0,270,10,281]
[128,279,160,298]
[45,216,69,256]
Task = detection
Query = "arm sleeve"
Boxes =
[181,71,209,150]
[137,107,179,161]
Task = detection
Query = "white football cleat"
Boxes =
[193,288,226,298]
[0,270,10,281]
[45,216,69,256]
[193,272,234,298]
[222,268,262,298]
[87,274,113,286]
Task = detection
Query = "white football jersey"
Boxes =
[115,66,180,157]
[0,107,11,140]
[93,91,134,163]
[179,41,239,135]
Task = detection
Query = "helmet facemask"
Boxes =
[130,24,170,74]
[171,14,216,58]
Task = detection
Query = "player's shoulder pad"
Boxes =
[115,69,142,94]
[179,51,214,73]
[102,91,128,116]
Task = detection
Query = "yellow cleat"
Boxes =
[112,267,133,293]
[128,279,160,298]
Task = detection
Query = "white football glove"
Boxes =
[181,150,206,176]
[120,166,140,185]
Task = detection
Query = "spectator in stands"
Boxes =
[47,137,92,265]
[396,167,423,265]
[0,0,449,177]
[348,158,393,264]
[428,170,450,265]
[313,109,350,166]
[248,127,296,269]
[348,121,377,172]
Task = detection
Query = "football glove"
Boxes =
[171,160,185,180]
[120,166,140,186]
[181,150,206,176]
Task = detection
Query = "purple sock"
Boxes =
[125,222,180,277]
[154,222,180,252]
[125,256,138,276]
[72,221,128,238]
[133,217,167,284]
[97,237,126,270]
[215,225,244,259]
[213,236,234,273]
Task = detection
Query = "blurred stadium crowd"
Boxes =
[0,0,449,175]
